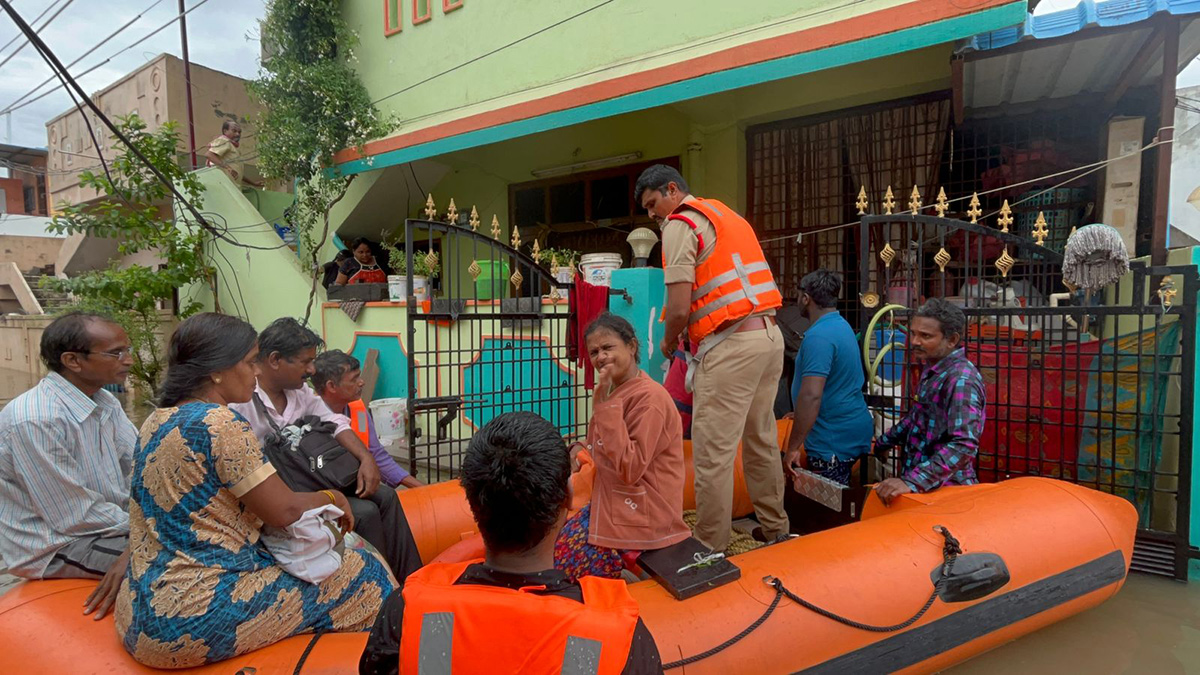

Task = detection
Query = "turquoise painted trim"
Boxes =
[1193,246,1200,550]
[336,2,1026,176]
[461,337,576,434]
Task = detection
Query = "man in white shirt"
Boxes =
[230,318,421,581]
[0,313,135,620]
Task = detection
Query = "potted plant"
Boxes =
[382,241,441,302]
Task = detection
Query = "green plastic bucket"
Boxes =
[475,260,509,301]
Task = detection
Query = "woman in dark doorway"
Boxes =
[334,238,387,285]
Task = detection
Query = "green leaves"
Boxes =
[46,115,213,396]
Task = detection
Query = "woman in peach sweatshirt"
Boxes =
[555,313,691,581]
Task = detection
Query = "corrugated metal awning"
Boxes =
[960,0,1200,108]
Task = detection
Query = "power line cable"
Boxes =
[0,0,213,115]
[372,0,619,107]
[0,0,168,115]
[0,0,61,56]
[0,0,75,71]
[0,0,287,254]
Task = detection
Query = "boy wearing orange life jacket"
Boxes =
[359,412,664,675]
[311,350,422,489]
[636,164,791,553]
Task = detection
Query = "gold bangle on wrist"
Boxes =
[321,489,337,504]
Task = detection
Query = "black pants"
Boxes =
[345,488,422,582]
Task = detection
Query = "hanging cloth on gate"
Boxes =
[568,277,610,390]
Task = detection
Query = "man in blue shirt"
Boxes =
[783,270,874,485]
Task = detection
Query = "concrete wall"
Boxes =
[0,178,24,214]
[0,234,63,272]
[186,169,317,328]
[1172,85,1200,247]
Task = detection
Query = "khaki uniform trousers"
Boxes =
[691,323,790,551]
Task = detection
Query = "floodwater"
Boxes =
[951,572,1200,674]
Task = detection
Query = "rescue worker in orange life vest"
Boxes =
[359,412,665,675]
[312,350,423,489]
[636,164,792,553]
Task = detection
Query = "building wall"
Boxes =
[0,178,23,214]
[337,0,1022,173]
[45,54,263,210]
[0,234,63,272]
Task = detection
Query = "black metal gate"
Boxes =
[857,191,1196,579]
[403,206,585,481]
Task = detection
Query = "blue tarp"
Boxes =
[967,0,1200,51]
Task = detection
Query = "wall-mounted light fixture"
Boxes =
[531,152,643,179]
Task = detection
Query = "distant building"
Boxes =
[0,143,48,217]
[45,53,264,275]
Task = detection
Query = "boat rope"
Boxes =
[292,630,325,675]
[661,526,962,671]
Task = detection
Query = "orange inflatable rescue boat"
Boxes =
[0,468,1136,674]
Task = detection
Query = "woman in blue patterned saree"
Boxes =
[115,313,397,668]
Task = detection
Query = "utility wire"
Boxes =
[0,0,212,115]
[0,0,285,254]
[0,0,60,57]
[0,0,168,115]
[0,0,75,71]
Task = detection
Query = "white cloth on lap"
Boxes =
[262,505,345,583]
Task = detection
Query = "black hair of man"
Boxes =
[311,350,360,394]
[584,312,641,364]
[634,164,689,204]
[40,311,116,373]
[915,297,967,340]
[222,120,239,133]
[459,412,571,555]
[256,317,323,362]
[798,269,843,309]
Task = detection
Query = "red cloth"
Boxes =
[663,337,695,439]
[568,277,610,390]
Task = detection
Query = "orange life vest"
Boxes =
[664,197,783,343]
[398,560,640,675]
[347,399,370,447]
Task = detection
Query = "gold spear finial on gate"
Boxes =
[511,224,522,249]
[1159,276,1178,310]
[531,239,542,263]
[856,186,868,215]
[424,194,438,220]
[444,198,459,225]
[469,205,480,231]
[883,186,896,215]
[967,193,982,224]
[1031,211,1050,246]
[998,200,1014,233]
[909,186,923,215]
[491,214,502,239]
[935,188,949,218]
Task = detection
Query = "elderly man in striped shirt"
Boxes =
[873,299,987,504]
[0,312,136,621]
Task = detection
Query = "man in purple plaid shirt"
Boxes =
[874,298,985,504]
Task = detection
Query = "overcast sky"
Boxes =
[0,0,266,149]
[1,0,1198,151]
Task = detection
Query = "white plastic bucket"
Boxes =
[368,397,408,443]
[412,276,429,302]
[579,253,622,287]
[387,275,407,302]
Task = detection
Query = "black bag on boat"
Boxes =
[253,394,359,493]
